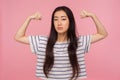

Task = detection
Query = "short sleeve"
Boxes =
[28,35,40,54]
[84,35,91,53]
[78,35,91,53]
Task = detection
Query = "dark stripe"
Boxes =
[86,35,90,51]
[34,36,39,52]
[37,48,46,52]
[77,48,85,52]
[55,42,69,45]
[37,54,45,60]
[37,75,71,80]
[80,36,84,47]
[37,64,71,68]
[54,46,68,49]
[38,36,48,41]
[36,75,45,78]
[36,68,86,73]
[38,42,47,46]
[36,66,86,71]
[37,60,85,66]
[37,61,71,67]
[37,53,45,56]
[37,65,85,70]
[79,73,87,76]
[77,36,81,46]
[86,35,90,52]
[85,36,88,52]
[36,71,73,75]
[54,50,67,52]
[35,57,69,61]
[36,50,46,53]
[38,46,46,49]
[36,73,72,79]
[79,74,87,77]
[31,36,36,53]
[36,68,72,72]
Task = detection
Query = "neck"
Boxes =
[57,33,68,42]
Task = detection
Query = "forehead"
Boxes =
[54,10,68,17]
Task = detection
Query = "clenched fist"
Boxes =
[80,10,94,18]
[29,12,42,20]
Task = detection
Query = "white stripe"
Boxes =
[29,35,91,80]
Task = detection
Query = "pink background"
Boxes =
[1,0,120,80]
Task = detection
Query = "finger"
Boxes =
[38,14,42,20]
[80,11,85,18]
[35,12,42,20]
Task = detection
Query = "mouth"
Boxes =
[57,27,63,30]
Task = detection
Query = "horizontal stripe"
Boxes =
[36,65,86,70]
[29,35,91,80]
[36,68,86,73]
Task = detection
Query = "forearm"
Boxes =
[90,14,108,37]
[15,17,31,39]
[14,12,41,44]
[80,10,108,43]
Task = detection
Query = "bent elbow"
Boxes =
[14,35,20,42]
[14,35,29,44]
[104,32,108,38]
[14,34,22,42]
[102,32,108,39]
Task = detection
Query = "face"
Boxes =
[53,10,69,34]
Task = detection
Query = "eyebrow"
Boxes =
[54,16,67,18]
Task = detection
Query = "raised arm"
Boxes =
[14,12,41,44]
[80,10,108,43]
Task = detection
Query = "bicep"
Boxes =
[15,36,29,44]
[91,34,106,44]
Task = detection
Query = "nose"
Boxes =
[58,20,62,26]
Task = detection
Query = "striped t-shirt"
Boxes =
[28,35,91,80]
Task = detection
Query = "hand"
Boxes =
[80,10,94,18]
[29,12,42,20]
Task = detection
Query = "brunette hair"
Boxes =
[43,6,79,80]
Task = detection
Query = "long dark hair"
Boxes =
[43,6,79,80]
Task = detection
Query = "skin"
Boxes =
[80,10,108,43]
[14,10,108,44]
[53,10,69,42]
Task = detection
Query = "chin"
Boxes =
[57,31,67,35]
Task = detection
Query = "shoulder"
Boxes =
[29,35,48,39]
[28,35,48,43]
[38,35,48,40]
[77,35,91,43]
[77,35,88,40]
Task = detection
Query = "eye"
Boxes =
[62,18,66,20]
[54,18,58,21]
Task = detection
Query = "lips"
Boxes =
[57,27,63,30]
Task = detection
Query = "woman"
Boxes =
[15,6,108,80]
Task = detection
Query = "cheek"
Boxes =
[66,19,69,27]
[53,22,58,30]
[64,22,69,29]
[54,22,57,27]
[65,25,69,31]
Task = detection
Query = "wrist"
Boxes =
[89,13,96,18]
[26,16,32,21]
